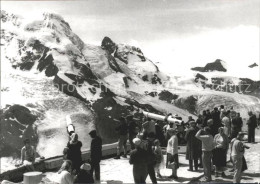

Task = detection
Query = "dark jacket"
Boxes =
[90,136,102,162]
[248,114,257,128]
[67,141,82,163]
[128,120,137,136]
[74,170,94,184]
[185,127,201,160]
[129,148,148,165]
[116,122,128,136]
[231,117,243,128]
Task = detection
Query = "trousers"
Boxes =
[202,151,212,181]
[232,155,243,183]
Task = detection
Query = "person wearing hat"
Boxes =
[230,132,250,183]
[89,130,102,181]
[67,133,82,173]
[166,128,179,180]
[185,121,200,171]
[129,138,149,184]
[74,163,94,184]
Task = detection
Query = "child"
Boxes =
[154,139,164,178]
[166,128,179,180]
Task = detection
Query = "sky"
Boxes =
[1,0,260,79]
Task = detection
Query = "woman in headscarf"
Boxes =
[213,127,229,177]
[67,133,82,173]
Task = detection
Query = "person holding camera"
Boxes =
[195,127,214,182]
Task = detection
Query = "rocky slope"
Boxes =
[0,11,192,167]
[1,10,260,171]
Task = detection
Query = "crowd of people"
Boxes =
[19,105,259,184]
[113,105,259,183]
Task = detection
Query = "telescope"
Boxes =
[142,111,182,124]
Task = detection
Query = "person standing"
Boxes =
[195,127,214,182]
[222,112,231,138]
[153,139,164,178]
[247,111,257,143]
[196,114,204,128]
[146,133,157,184]
[219,105,226,120]
[166,128,179,180]
[67,133,82,173]
[231,112,243,139]
[129,138,149,184]
[185,121,200,171]
[206,119,215,136]
[213,127,229,177]
[89,130,102,181]
[230,132,249,183]
[127,115,138,150]
[21,138,36,171]
[211,107,221,136]
[236,113,243,132]
[114,117,128,159]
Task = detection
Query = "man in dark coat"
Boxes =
[202,110,209,127]
[231,112,243,139]
[185,121,200,171]
[247,111,257,143]
[211,107,221,135]
[89,130,102,181]
[146,132,157,184]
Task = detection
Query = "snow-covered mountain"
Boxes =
[1,10,260,171]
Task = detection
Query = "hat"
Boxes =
[89,130,96,135]
[133,138,141,146]
[80,163,91,171]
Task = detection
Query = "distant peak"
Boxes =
[191,59,227,72]
[248,62,258,68]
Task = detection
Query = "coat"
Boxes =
[185,127,201,160]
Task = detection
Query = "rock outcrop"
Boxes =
[191,59,227,72]
[248,62,258,68]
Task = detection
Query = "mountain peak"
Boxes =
[191,59,227,72]
[248,62,258,68]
